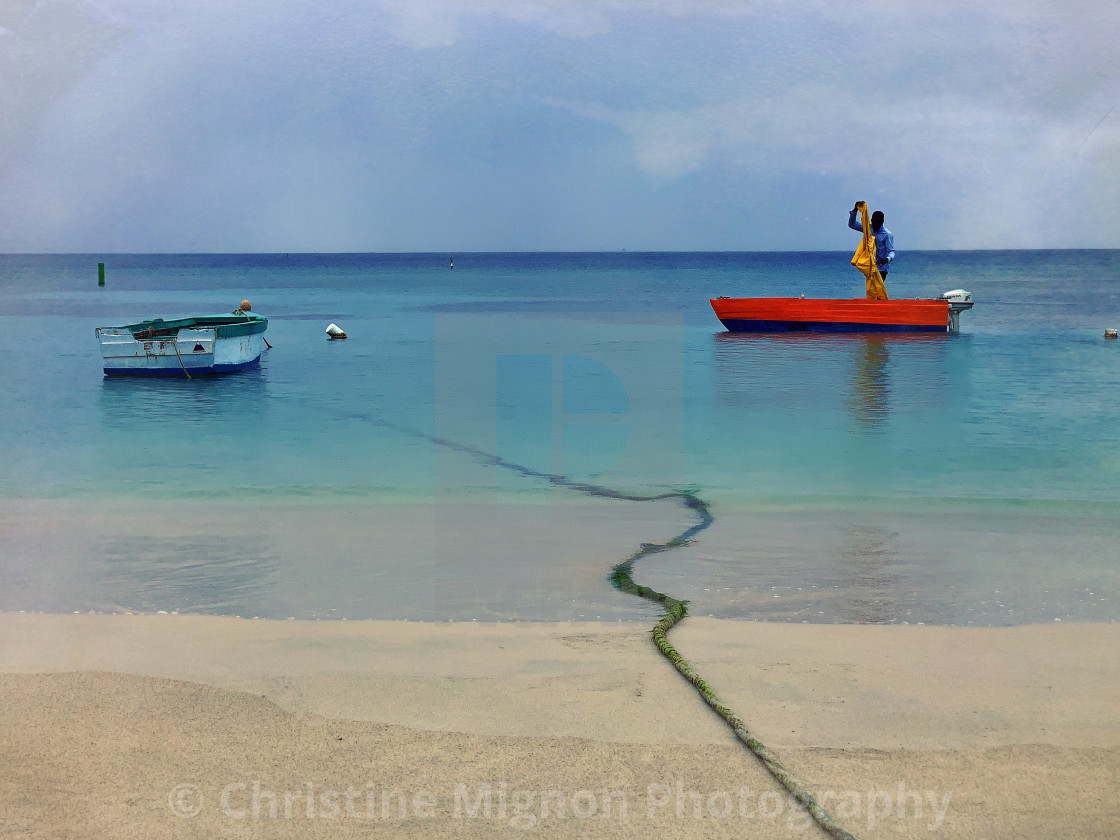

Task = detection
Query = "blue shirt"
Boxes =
[848,210,895,271]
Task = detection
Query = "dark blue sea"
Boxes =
[2,251,1118,625]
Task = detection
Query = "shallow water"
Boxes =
[2,251,1118,624]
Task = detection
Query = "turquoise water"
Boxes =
[2,251,1119,624]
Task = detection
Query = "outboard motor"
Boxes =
[939,289,974,333]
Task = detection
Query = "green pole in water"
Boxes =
[98,262,105,286]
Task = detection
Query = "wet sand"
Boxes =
[2,613,1119,838]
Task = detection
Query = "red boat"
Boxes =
[710,292,974,334]
[712,202,974,333]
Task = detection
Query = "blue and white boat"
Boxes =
[96,309,269,376]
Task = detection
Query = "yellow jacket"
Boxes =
[850,202,889,300]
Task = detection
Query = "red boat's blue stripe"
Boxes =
[719,319,947,334]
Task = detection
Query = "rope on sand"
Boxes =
[608,493,858,840]
[350,413,857,839]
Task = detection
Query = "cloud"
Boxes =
[380,0,463,49]
[0,0,1117,250]
[378,0,758,48]
[541,98,713,181]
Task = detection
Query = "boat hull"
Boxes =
[710,298,952,333]
[97,314,268,376]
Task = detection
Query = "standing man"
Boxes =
[849,203,895,280]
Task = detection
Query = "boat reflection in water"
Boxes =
[711,331,968,434]
[832,524,902,624]
[849,336,890,431]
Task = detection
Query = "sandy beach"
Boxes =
[2,613,1118,838]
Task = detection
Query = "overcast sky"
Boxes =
[1,0,1117,252]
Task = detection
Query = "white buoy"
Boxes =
[1106,329,1118,339]
[326,323,347,340]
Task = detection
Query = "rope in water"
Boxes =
[351,414,857,839]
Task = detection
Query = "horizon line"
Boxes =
[3,247,1119,257]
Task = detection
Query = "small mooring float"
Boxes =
[96,301,269,376]
[711,203,974,334]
